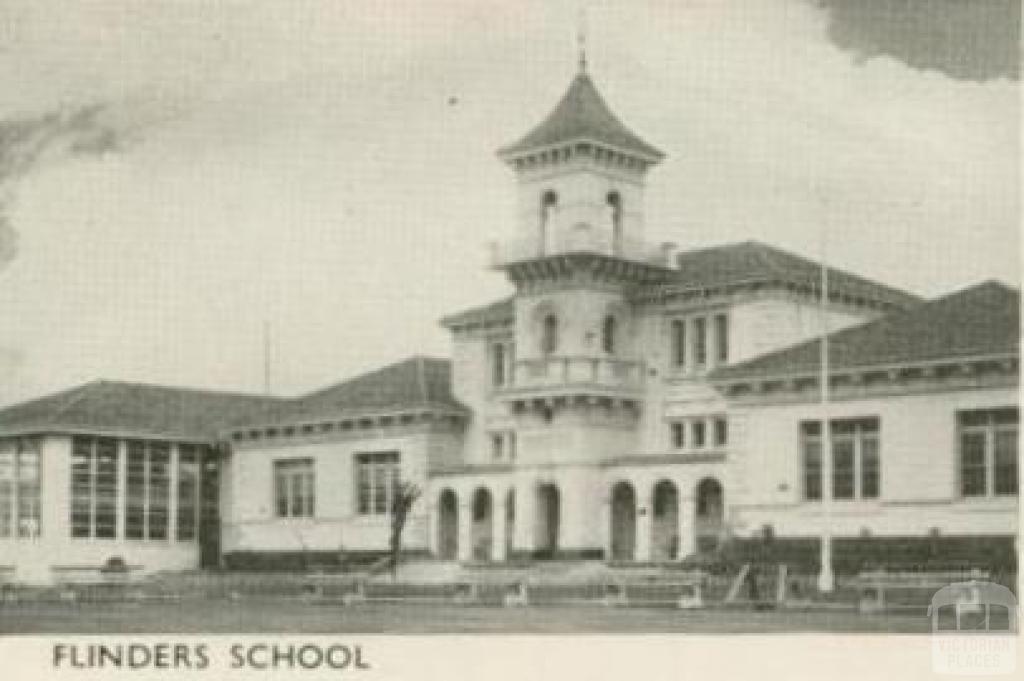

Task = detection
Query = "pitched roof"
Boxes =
[236,356,465,428]
[711,281,1020,383]
[440,296,515,330]
[498,72,663,161]
[0,381,284,441]
[665,241,922,310]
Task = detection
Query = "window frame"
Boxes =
[958,408,1018,499]
[800,417,881,502]
[354,451,400,517]
[273,458,316,519]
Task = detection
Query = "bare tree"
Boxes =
[389,482,421,581]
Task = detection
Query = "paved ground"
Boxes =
[0,600,930,634]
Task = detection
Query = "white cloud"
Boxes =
[0,0,1016,405]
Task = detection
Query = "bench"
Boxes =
[849,568,989,614]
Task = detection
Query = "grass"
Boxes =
[0,599,931,634]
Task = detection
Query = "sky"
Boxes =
[0,0,1019,406]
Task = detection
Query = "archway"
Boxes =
[437,489,458,560]
[505,489,515,560]
[695,478,724,553]
[535,483,560,558]
[609,481,636,561]
[651,480,679,561]
[471,488,493,561]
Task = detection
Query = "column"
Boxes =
[115,439,127,540]
[513,479,535,557]
[636,484,653,562]
[457,499,472,562]
[493,489,508,562]
[677,489,696,559]
[599,493,612,559]
[168,443,179,543]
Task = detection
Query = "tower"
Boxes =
[496,61,665,261]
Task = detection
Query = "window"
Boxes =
[539,190,558,256]
[0,438,41,539]
[507,431,517,461]
[491,433,504,460]
[800,418,880,502]
[274,459,315,518]
[801,423,822,501]
[125,441,146,539]
[491,343,506,387]
[70,437,119,539]
[714,313,729,363]
[602,315,616,354]
[959,408,1018,498]
[692,420,706,448]
[671,422,685,449]
[147,443,170,540]
[713,417,728,447]
[541,314,559,355]
[694,318,707,366]
[670,319,686,369]
[355,451,399,516]
[607,191,622,250]
[176,445,200,541]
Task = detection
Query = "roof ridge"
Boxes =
[44,380,106,426]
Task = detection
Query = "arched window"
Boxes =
[602,315,616,354]
[607,191,623,254]
[539,190,558,256]
[541,314,559,355]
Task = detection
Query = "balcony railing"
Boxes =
[498,356,645,396]
[490,230,673,268]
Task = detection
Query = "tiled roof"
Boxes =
[0,381,284,441]
[664,241,922,310]
[236,356,466,428]
[498,72,663,161]
[440,296,515,329]
[710,281,1020,383]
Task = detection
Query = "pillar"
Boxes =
[115,439,127,540]
[457,500,472,562]
[636,485,653,562]
[599,493,612,560]
[677,490,696,559]
[513,479,535,557]
[493,490,508,562]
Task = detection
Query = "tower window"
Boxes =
[694,318,707,367]
[714,313,729,363]
[670,319,686,368]
[541,314,559,355]
[491,342,506,387]
[607,191,623,254]
[602,315,616,354]
[539,190,558,256]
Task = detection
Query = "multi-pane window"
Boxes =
[491,342,506,387]
[489,431,517,461]
[0,438,42,539]
[125,441,146,539]
[176,445,201,541]
[670,320,686,369]
[714,313,729,363]
[959,408,1018,498]
[274,459,315,518]
[692,420,706,448]
[355,451,400,516]
[694,317,707,367]
[713,417,728,447]
[541,315,559,355]
[70,437,119,539]
[800,418,880,501]
[602,316,616,354]
[671,422,685,449]
[147,443,170,540]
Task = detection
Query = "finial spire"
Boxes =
[576,6,588,74]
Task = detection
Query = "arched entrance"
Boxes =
[651,480,679,561]
[609,481,636,561]
[437,489,458,560]
[471,488,493,561]
[695,478,724,552]
[505,489,515,560]
[535,483,560,558]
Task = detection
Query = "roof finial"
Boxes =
[576,5,588,74]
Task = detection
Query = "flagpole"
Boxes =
[817,196,835,593]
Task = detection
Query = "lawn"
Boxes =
[0,599,930,634]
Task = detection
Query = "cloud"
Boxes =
[813,0,1020,81]
[0,103,131,269]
